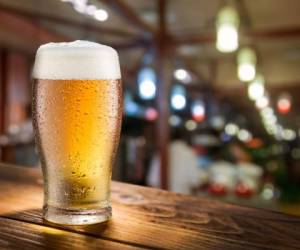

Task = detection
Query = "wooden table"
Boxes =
[0,164,300,250]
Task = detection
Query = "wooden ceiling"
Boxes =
[0,0,300,135]
[0,0,299,86]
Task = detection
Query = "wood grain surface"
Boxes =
[0,163,300,250]
[0,217,141,250]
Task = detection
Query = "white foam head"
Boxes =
[33,40,121,80]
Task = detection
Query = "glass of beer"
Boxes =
[32,40,122,225]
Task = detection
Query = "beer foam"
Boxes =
[33,40,121,79]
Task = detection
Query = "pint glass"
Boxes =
[32,41,122,225]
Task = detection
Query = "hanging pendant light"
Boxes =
[174,68,192,84]
[277,93,292,114]
[255,93,269,110]
[191,100,205,122]
[237,47,257,82]
[216,6,239,53]
[171,85,186,110]
[137,67,156,100]
[248,74,265,101]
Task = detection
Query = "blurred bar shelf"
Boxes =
[0,163,300,249]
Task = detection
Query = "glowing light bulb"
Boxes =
[138,67,156,100]
[145,108,158,121]
[171,85,186,110]
[94,9,108,21]
[277,93,292,114]
[171,95,186,110]
[191,100,205,122]
[283,129,296,141]
[139,80,156,100]
[237,47,256,82]
[86,5,96,15]
[256,95,269,109]
[216,6,239,53]
[237,129,252,142]
[260,107,273,118]
[73,0,87,13]
[185,120,197,131]
[225,123,239,135]
[248,74,265,100]
[174,69,191,83]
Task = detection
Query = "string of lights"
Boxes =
[61,0,108,22]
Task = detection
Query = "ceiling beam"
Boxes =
[248,27,300,40]
[173,26,300,45]
[101,0,155,35]
[0,10,68,52]
[0,4,136,39]
[158,0,167,38]
[172,34,213,46]
[111,39,150,50]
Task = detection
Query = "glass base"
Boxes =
[43,205,112,225]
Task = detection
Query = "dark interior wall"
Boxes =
[0,49,31,161]
[3,50,30,131]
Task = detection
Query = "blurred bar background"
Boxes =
[1,0,300,215]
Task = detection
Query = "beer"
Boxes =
[32,41,122,225]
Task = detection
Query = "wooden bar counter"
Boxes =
[0,163,300,249]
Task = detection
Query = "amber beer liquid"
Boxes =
[32,41,122,225]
